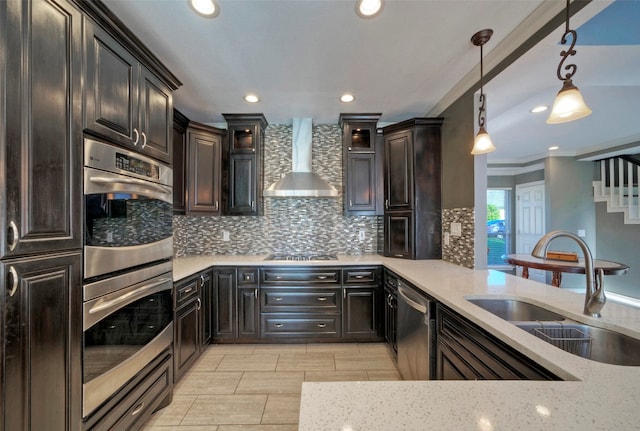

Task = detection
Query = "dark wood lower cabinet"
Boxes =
[435,304,560,381]
[2,252,81,431]
[238,286,260,339]
[174,297,200,380]
[213,268,237,340]
[342,286,383,340]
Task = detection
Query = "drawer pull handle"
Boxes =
[254,288,258,299]
[275,323,284,328]
[196,298,202,310]
[355,275,365,279]
[317,275,328,280]
[200,275,205,285]
[275,297,283,301]
[317,323,327,328]
[317,297,328,301]
[394,254,404,257]
[132,128,139,146]
[183,287,194,294]
[7,221,19,251]
[131,402,145,416]
[275,275,283,280]
[7,266,19,297]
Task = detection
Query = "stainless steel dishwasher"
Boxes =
[397,280,434,380]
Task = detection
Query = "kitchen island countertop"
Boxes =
[173,255,640,430]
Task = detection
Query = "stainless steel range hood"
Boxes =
[263,118,338,198]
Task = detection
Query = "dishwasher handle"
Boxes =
[398,281,428,314]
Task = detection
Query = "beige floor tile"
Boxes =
[143,394,198,427]
[260,394,301,425]
[235,372,304,394]
[334,353,397,371]
[305,343,360,354]
[304,370,368,382]
[144,426,218,431]
[252,344,308,355]
[207,344,258,354]
[367,370,402,381]
[190,351,225,372]
[357,342,393,355]
[218,425,298,431]
[180,394,267,426]
[175,371,242,395]
[275,353,335,372]
[216,354,279,372]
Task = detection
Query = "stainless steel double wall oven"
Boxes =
[82,138,174,418]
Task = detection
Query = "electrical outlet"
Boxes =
[578,229,586,238]
[450,222,462,237]
[358,228,366,241]
[444,232,450,246]
[106,232,113,243]
[222,230,230,241]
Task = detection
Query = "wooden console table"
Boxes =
[505,253,629,288]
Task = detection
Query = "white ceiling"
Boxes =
[102,0,640,165]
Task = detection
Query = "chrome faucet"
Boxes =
[531,230,605,318]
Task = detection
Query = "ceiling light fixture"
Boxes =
[548,146,560,150]
[188,0,220,17]
[531,105,548,113]
[470,29,496,155]
[355,0,384,19]
[340,94,355,103]
[244,94,260,103]
[546,0,592,124]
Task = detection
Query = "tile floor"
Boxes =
[142,343,400,431]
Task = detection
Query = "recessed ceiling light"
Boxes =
[188,0,219,18]
[340,94,355,103]
[356,0,384,18]
[531,105,548,113]
[244,94,260,103]
[548,146,559,151]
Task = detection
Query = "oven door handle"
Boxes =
[88,176,172,195]
[85,278,172,328]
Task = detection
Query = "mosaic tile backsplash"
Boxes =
[442,207,475,269]
[174,124,383,256]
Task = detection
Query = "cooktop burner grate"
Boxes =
[264,253,338,261]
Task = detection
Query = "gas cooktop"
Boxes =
[264,253,338,261]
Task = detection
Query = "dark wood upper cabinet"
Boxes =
[186,122,224,215]
[222,113,268,216]
[383,118,443,259]
[84,19,174,163]
[172,109,189,214]
[340,114,382,215]
[2,0,82,259]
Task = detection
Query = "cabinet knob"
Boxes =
[7,221,19,251]
[348,147,352,151]
[252,148,255,152]
[133,128,139,146]
[7,266,18,297]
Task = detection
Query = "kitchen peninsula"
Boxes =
[173,255,640,430]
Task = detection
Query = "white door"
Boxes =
[516,181,546,283]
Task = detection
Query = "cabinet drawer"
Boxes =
[238,268,259,285]
[261,313,340,338]
[343,267,380,284]
[262,288,340,312]
[175,278,198,307]
[261,268,340,285]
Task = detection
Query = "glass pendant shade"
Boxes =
[546,79,592,124]
[471,126,496,155]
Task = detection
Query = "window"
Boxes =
[487,188,511,267]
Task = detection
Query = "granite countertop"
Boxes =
[172,255,640,430]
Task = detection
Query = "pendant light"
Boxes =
[471,29,495,155]
[546,0,592,124]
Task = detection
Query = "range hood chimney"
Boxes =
[263,118,339,198]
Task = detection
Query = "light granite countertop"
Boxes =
[172,255,640,430]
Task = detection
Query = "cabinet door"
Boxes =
[345,153,376,214]
[345,122,376,152]
[342,286,381,339]
[384,130,413,210]
[172,113,188,214]
[138,67,172,163]
[228,123,259,153]
[187,129,221,215]
[200,272,212,346]
[2,0,82,258]
[384,286,397,353]
[238,286,260,339]
[2,252,81,431]
[174,298,199,381]
[228,154,257,215]
[84,20,138,148]
[213,268,237,339]
[384,212,414,258]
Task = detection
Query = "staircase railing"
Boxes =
[594,156,640,223]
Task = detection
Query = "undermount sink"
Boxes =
[466,298,565,322]
[466,297,640,366]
